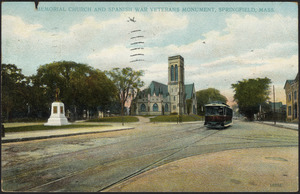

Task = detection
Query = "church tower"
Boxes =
[168,55,185,115]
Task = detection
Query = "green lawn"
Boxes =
[150,114,204,122]
[86,116,139,123]
[4,124,108,133]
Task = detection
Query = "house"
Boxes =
[132,55,197,115]
[256,101,286,121]
[269,102,285,113]
[284,73,299,122]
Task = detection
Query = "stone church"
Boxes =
[132,55,197,115]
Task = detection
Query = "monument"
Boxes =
[44,88,70,126]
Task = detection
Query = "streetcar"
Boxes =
[204,102,233,129]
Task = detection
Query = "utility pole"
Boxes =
[273,85,276,125]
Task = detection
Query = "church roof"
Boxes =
[137,81,196,100]
[185,83,195,100]
[149,81,169,97]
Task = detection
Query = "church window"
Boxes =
[173,105,176,110]
[165,103,169,112]
[175,64,178,81]
[174,96,176,101]
[171,65,174,81]
[153,103,158,111]
[141,104,146,112]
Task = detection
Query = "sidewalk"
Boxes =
[255,121,298,130]
[104,147,298,192]
[1,125,134,143]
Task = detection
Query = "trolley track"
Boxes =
[99,128,298,192]
[2,124,208,191]
[98,128,220,191]
[4,125,220,192]
[2,121,298,192]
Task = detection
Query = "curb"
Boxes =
[255,122,298,131]
[1,127,134,143]
[151,121,204,124]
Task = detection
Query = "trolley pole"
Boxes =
[273,85,276,125]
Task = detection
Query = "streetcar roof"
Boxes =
[205,103,230,108]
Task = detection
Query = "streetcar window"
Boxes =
[205,106,224,116]
[218,108,223,115]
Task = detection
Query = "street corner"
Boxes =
[104,147,298,192]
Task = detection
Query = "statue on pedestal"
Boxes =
[55,88,60,102]
[44,88,70,126]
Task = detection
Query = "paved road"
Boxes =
[1,120,298,192]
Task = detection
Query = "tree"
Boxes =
[231,77,271,121]
[32,61,117,120]
[105,67,144,122]
[1,64,29,121]
[196,88,227,115]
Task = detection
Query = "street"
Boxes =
[1,120,298,192]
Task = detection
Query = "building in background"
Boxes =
[132,55,197,116]
[256,101,286,122]
[284,73,299,122]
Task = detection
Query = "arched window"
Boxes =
[141,104,146,112]
[165,103,169,112]
[175,64,178,81]
[171,65,174,81]
[153,103,158,111]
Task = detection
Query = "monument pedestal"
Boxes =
[44,102,70,126]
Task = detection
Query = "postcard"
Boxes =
[1,1,298,192]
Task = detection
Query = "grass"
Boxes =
[4,124,108,133]
[86,116,139,123]
[150,114,204,122]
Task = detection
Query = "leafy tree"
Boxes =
[231,77,271,121]
[196,88,227,115]
[105,67,144,122]
[25,76,49,118]
[1,64,29,121]
[32,61,117,120]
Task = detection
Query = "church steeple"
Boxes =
[168,55,185,115]
[168,55,184,84]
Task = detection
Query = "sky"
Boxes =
[2,1,298,106]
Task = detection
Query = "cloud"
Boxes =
[2,15,43,38]
[181,14,297,62]
[87,45,130,70]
